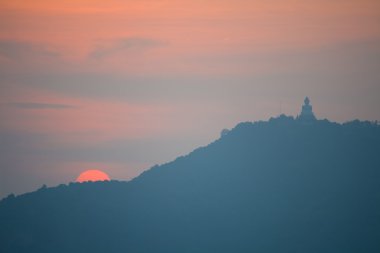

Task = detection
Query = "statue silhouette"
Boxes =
[297,97,316,122]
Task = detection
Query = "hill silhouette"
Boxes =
[1,115,380,253]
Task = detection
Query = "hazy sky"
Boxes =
[1,0,379,198]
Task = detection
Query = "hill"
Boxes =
[1,116,380,253]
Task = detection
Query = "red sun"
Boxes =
[76,170,110,183]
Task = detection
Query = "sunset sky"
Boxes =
[1,0,380,197]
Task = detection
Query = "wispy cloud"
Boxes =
[0,40,59,60]
[89,37,166,59]
[6,102,77,110]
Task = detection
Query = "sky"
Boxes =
[0,0,380,198]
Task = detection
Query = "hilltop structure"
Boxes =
[297,97,317,122]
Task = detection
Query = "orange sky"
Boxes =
[1,0,379,66]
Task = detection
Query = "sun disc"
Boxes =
[76,169,110,183]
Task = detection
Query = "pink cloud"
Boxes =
[1,0,378,75]
[0,88,175,142]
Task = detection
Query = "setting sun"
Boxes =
[76,170,110,183]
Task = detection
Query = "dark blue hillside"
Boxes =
[1,116,380,253]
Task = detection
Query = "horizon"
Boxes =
[1,0,380,198]
[1,108,379,199]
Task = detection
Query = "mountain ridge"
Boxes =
[1,115,380,253]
